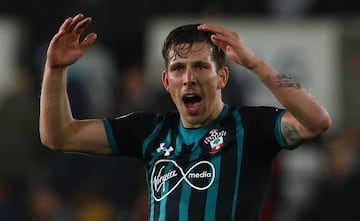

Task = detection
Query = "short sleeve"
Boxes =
[102,112,161,158]
[239,106,288,154]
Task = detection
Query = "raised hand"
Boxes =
[46,13,97,69]
[198,24,260,70]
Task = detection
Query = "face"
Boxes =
[162,42,229,128]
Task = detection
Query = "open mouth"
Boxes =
[182,94,202,105]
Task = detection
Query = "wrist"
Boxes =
[45,62,68,72]
[247,58,265,72]
[248,59,280,80]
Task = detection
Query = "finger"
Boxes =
[79,32,97,50]
[198,24,230,36]
[199,24,239,44]
[211,35,229,52]
[68,13,85,32]
[58,17,73,32]
[51,30,67,44]
[211,34,233,48]
[73,17,92,35]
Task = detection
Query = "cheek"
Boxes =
[207,87,218,98]
[203,81,218,98]
[206,76,221,89]
[166,80,181,99]
[167,74,182,84]
[167,79,181,93]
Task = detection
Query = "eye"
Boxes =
[170,65,184,72]
[195,62,209,71]
[175,66,184,72]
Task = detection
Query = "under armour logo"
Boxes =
[156,143,174,156]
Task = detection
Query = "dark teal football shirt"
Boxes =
[103,105,289,221]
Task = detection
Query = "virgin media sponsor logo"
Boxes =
[150,159,215,201]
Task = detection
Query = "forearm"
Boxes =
[251,59,331,134]
[39,64,74,148]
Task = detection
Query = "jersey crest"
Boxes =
[203,128,228,153]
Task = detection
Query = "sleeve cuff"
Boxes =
[275,110,289,149]
[102,119,119,154]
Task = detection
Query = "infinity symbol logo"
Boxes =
[150,159,216,201]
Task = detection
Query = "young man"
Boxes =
[40,13,331,220]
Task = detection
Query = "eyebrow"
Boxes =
[192,61,211,67]
[168,60,211,69]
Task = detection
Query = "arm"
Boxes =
[198,24,331,146]
[250,61,331,146]
[40,14,111,155]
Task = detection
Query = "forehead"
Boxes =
[168,42,213,63]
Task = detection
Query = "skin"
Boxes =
[162,43,229,128]
[197,24,331,146]
[40,14,331,155]
[40,14,110,155]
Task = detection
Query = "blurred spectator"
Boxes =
[150,88,176,114]
[0,72,43,179]
[260,158,281,221]
[132,187,149,221]
[297,126,360,221]
[114,64,153,115]
[274,143,325,221]
[66,43,119,118]
[26,186,73,221]
[0,71,46,221]
[73,182,116,221]
[0,178,23,221]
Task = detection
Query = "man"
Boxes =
[40,13,331,220]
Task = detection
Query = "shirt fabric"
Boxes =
[103,105,290,221]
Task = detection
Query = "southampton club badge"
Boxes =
[204,129,227,153]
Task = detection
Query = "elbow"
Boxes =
[39,130,66,151]
[320,112,332,133]
[311,114,332,137]
[323,115,332,132]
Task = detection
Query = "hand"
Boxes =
[46,13,97,69]
[198,24,260,69]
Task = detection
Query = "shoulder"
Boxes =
[233,106,288,150]
[238,106,284,115]
[236,105,284,120]
[232,106,286,132]
[111,110,180,127]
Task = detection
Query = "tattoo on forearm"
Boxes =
[273,73,301,89]
[282,122,303,145]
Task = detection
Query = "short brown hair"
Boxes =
[162,24,226,70]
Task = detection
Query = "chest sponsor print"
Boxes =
[150,159,215,201]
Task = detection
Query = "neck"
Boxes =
[181,101,225,129]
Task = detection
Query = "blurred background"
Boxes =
[0,0,360,220]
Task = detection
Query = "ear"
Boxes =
[217,67,229,89]
[161,70,170,92]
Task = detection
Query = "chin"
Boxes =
[183,115,206,128]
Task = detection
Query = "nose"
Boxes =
[183,68,197,86]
